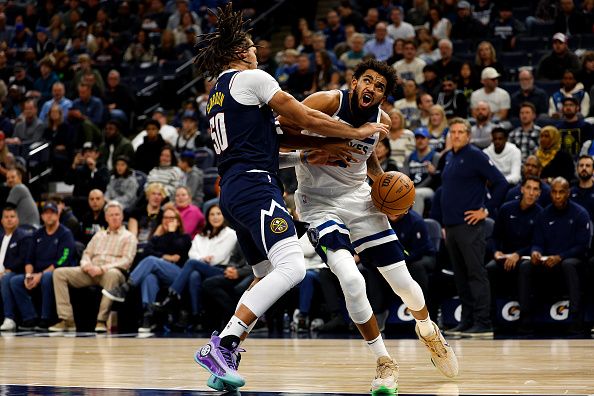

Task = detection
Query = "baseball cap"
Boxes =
[457,1,471,9]
[82,141,98,151]
[153,106,166,115]
[481,67,501,80]
[15,23,24,33]
[561,96,579,105]
[180,150,195,160]
[42,202,59,213]
[553,32,567,43]
[414,127,430,138]
[76,21,88,29]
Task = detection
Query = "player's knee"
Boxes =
[340,271,366,302]
[269,237,306,288]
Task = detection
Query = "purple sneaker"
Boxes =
[194,332,245,388]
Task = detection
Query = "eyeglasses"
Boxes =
[163,216,177,220]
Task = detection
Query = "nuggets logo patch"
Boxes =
[270,217,288,234]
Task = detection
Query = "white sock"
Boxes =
[416,316,435,337]
[366,335,390,359]
[220,315,250,339]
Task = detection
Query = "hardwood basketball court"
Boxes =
[1,333,593,395]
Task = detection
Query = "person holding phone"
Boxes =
[102,203,191,333]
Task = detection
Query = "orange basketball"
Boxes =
[371,171,416,216]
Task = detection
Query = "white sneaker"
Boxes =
[371,356,398,394]
[0,318,16,332]
[416,321,459,378]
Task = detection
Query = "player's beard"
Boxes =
[350,88,378,125]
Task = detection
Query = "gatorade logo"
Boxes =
[502,301,521,322]
[550,300,570,321]
[397,304,414,321]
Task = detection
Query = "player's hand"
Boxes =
[531,251,542,265]
[503,253,520,271]
[318,140,363,164]
[354,122,389,140]
[544,255,561,268]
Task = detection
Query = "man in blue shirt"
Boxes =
[70,82,104,128]
[570,155,594,221]
[486,176,543,321]
[0,207,31,332]
[9,202,76,331]
[441,117,508,338]
[519,177,591,335]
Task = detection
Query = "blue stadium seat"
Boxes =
[532,23,555,38]
[452,39,472,54]
[535,80,560,96]
[511,7,531,22]
[516,37,546,54]
[499,81,520,95]
[194,147,215,169]
[500,52,530,70]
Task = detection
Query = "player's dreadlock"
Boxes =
[193,3,253,78]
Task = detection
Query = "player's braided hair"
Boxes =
[193,3,253,78]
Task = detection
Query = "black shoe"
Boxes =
[102,282,131,303]
[153,291,181,313]
[34,319,50,332]
[443,322,472,336]
[138,314,156,333]
[317,313,348,333]
[19,319,38,331]
[461,325,494,338]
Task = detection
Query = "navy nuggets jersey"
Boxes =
[207,69,281,179]
[296,89,381,193]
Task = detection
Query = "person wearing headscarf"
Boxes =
[536,126,575,183]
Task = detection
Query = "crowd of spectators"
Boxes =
[1,0,594,336]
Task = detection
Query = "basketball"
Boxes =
[371,171,416,216]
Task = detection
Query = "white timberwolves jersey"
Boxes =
[296,89,381,194]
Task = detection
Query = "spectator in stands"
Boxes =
[0,207,31,332]
[394,40,426,85]
[520,177,590,335]
[178,151,204,207]
[123,30,157,64]
[111,1,141,40]
[10,201,76,331]
[135,119,166,174]
[427,105,450,152]
[6,168,39,228]
[51,200,136,333]
[287,54,315,101]
[440,117,507,337]
[0,132,14,184]
[537,33,581,81]
[403,127,440,215]
[44,104,75,180]
[474,41,504,79]
[557,97,594,156]
[451,1,488,40]
[433,39,461,80]
[105,155,139,211]
[360,7,380,35]
[491,3,526,51]
[549,70,590,119]
[99,119,134,171]
[339,33,366,70]
[132,108,178,150]
[312,50,340,91]
[555,0,590,35]
[458,61,481,103]
[436,75,468,119]
[70,82,104,128]
[578,51,594,94]
[128,182,166,246]
[33,58,59,104]
[174,186,204,238]
[9,63,34,93]
[571,155,594,220]
[147,146,183,198]
[65,142,109,200]
[167,0,199,31]
[386,109,414,168]
[375,137,398,173]
[407,0,429,26]
[416,93,433,128]
[486,176,543,313]
[156,30,179,64]
[426,6,452,40]
[394,79,420,128]
[470,68,511,121]
[537,126,575,183]
[505,155,552,207]
[173,12,202,47]
[387,7,415,41]
[388,209,436,296]
[175,114,209,153]
[420,64,441,99]
[39,82,72,122]
[72,54,105,95]
[510,69,549,118]
[52,195,80,237]
[509,102,542,161]
[256,39,278,77]
[472,0,496,26]
[103,204,191,332]
[104,70,135,119]
[483,127,522,185]
[363,22,393,63]
[338,1,363,31]
[323,9,346,51]
[7,99,44,146]
[149,203,237,329]
[78,189,107,245]
[470,101,496,149]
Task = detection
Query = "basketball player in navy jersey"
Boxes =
[192,4,390,391]
[279,59,458,393]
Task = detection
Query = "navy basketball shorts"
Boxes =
[219,171,297,266]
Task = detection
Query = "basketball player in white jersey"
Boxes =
[279,59,458,393]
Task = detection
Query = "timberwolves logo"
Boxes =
[307,227,320,247]
[550,300,570,321]
[502,301,521,321]
[270,218,288,234]
[397,304,414,322]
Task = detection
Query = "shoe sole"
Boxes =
[207,375,237,391]
[371,385,398,395]
[461,332,494,338]
[101,289,125,303]
[194,349,245,388]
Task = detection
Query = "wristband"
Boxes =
[279,151,301,169]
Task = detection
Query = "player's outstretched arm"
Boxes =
[271,90,388,140]
[367,152,384,183]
